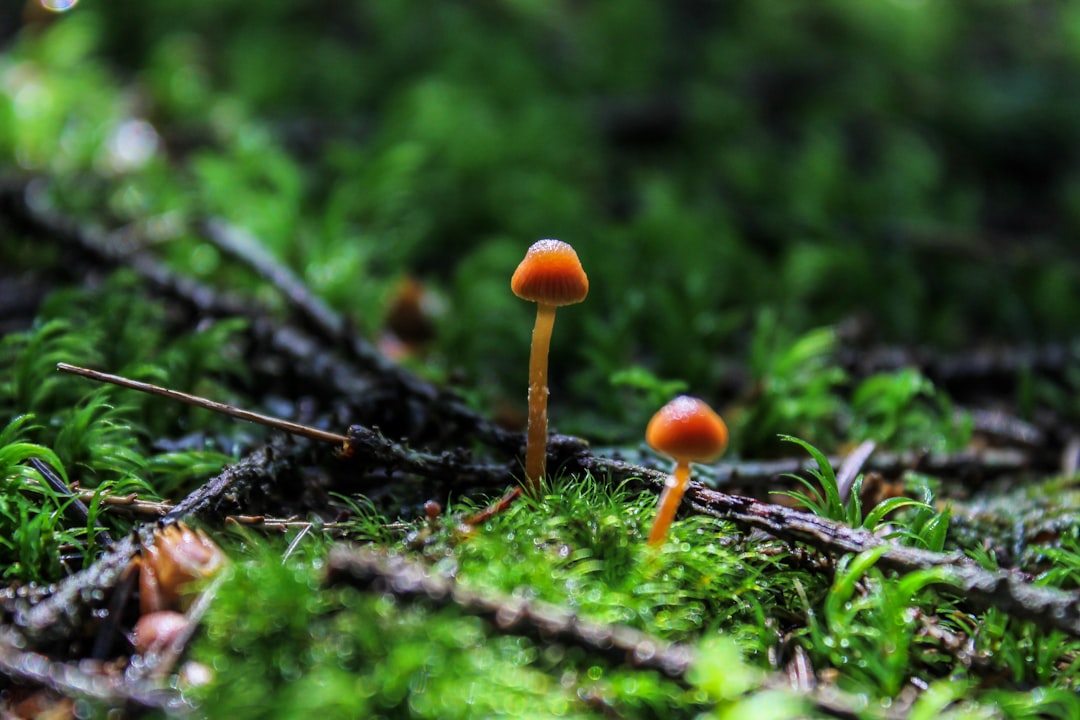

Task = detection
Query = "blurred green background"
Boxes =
[4,0,1080,449]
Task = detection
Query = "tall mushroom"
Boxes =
[511,239,589,493]
[645,395,728,546]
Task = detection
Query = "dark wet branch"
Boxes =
[8,534,145,648]
[0,628,185,712]
[839,342,1078,397]
[342,424,587,483]
[326,544,904,720]
[326,543,690,679]
[966,408,1046,448]
[343,424,509,479]
[596,444,1035,492]
[164,440,302,521]
[0,436,309,709]
[8,440,302,651]
[200,217,346,343]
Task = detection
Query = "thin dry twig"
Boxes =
[71,488,174,518]
[58,362,349,446]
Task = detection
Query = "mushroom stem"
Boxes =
[524,303,557,491]
[648,460,691,546]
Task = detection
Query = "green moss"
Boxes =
[0,277,246,582]
[442,476,779,642]
[192,539,674,719]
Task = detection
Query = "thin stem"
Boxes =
[56,363,348,446]
[648,460,691,546]
[524,303,556,492]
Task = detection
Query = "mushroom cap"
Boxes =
[511,239,589,306]
[646,395,729,462]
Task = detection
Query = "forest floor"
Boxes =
[4,180,1080,719]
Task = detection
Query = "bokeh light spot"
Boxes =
[40,0,79,12]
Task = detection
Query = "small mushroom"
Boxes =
[511,239,589,492]
[645,395,728,546]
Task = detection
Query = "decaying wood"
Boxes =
[164,441,302,521]
[8,534,145,648]
[0,440,305,707]
[332,426,1080,672]
[692,445,1035,490]
[200,217,347,344]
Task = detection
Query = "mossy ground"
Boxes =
[5,2,1080,718]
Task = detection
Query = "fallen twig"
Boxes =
[200,217,346,343]
[966,408,1045,448]
[326,544,906,720]
[71,488,174,518]
[839,342,1077,392]
[325,543,696,678]
[164,441,302,522]
[691,445,1033,491]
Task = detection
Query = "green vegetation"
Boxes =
[184,469,1080,719]
[5,1,1080,718]
[0,277,241,579]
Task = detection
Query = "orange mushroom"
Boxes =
[511,239,589,493]
[645,395,728,546]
